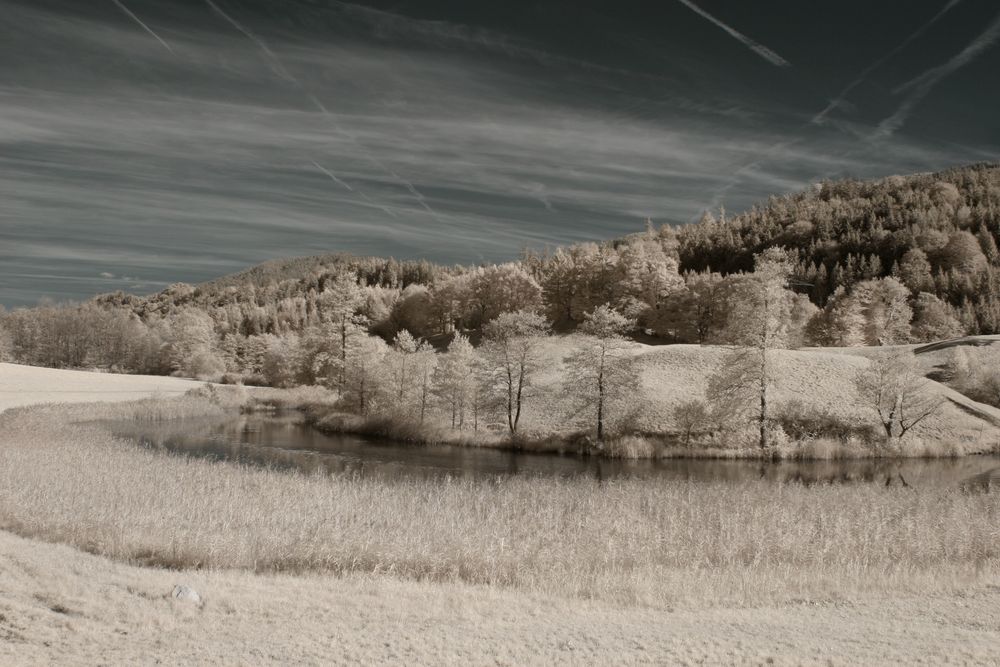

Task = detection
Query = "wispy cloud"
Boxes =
[203,2,444,223]
[876,9,1000,138]
[324,0,677,83]
[814,0,962,125]
[0,0,989,306]
[675,0,789,67]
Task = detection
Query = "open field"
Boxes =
[3,364,1000,663]
[0,362,207,413]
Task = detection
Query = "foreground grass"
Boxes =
[6,530,999,666]
[2,399,999,609]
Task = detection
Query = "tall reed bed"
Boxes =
[1,400,998,607]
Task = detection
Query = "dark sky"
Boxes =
[2,0,999,306]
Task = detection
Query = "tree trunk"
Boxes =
[513,362,525,435]
[338,315,348,398]
[420,381,427,423]
[596,350,606,441]
[506,363,516,434]
[758,347,768,451]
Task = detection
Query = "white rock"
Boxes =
[171,585,201,604]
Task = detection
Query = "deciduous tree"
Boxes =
[482,310,549,435]
[564,305,635,440]
[853,352,941,446]
[708,248,795,451]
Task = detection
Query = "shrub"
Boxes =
[946,346,1000,408]
[673,399,711,447]
[776,398,878,442]
[603,435,657,459]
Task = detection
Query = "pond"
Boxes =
[107,412,1000,488]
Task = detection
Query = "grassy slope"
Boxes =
[517,338,1000,453]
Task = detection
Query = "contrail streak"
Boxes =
[813,0,962,125]
[311,161,399,218]
[206,1,440,221]
[876,9,1000,138]
[205,0,292,81]
[306,95,441,220]
[311,160,354,192]
[676,0,789,67]
[111,0,174,54]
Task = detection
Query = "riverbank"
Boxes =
[289,338,1000,460]
[305,406,997,461]
[2,367,1000,663]
[2,399,998,600]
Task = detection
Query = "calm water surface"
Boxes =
[109,412,1000,487]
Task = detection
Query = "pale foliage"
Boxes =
[162,309,225,379]
[946,345,1000,407]
[563,305,636,440]
[343,334,389,415]
[673,399,712,447]
[388,330,437,421]
[432,333,482,429]
[853,277,912,345]
[911,292,963,342]
[817,278,913,347]
[853,352,942,445]
[482,310,549,435]
[0,322,12,362]
[431,264,543,331]
[709,248,796,450]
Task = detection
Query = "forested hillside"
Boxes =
[679,162,1000,333]
[2,163,998,384]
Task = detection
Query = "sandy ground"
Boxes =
[1,529,998,666]
[2,362,1000,664]
[0,363,205,413]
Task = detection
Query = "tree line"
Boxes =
[2,164,997,387]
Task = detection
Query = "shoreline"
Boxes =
[2,369,999,664]
[302,405,998,462]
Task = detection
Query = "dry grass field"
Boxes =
[4,400,1000,602]
[2,363,1000,663]
[3,527,999,666]
[0,362,207,413]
